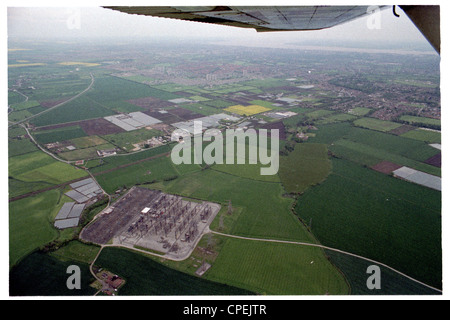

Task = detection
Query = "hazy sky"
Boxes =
[6,5,435,50]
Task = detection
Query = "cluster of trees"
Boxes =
[394,117,441,130]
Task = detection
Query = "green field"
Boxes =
[9,151,88,197]
[70,135,109,148]
[122,74,156,84]
[8,90,26,105]
[8,109,33,123]
[10,250,97,296]
[95,155,178,194]
[353,118,401,132]
[33,126,87,144]
[281,113,307,128]
[49,240,101,265]
[305,109,335,120]
[94,247,254,295]
[203,99,235,109]
[17,161,87,184]
[9,190,68,267]
[8,177,54,199]
[399,115,441,128]
[89,143,172,174]
[211,139,281,183]
[212,162,281,183]
[58,144,116,161]
[140,161,350,294]
[150,168,308,242]
[249,99,277,109]
[177,103,219,116]
[98,100,145,113]
[10,100,40,111]
[400,128,441,143]
[8,137,38,157]
[240,78,290,89]
[278,143,331,194]
[102,127,163,151]
[8,40,442,297]
[151,83,197,93]
[88,75,181,102]
[317,112,357,124]
[28,74,185,127]
[330,139,440,176]
[30,95,116,127]
[294,157,441,290]
[190,95,210,101]
[349,107,372,116]
[354,117,402,132]
[204,237,349,295]
[308,122,440,176]
[325,250,441,295]
[10,151,88,184]
[9,151,60,178]
[9,71,93,103]
[8,126,27,138]
[212,83,259,94]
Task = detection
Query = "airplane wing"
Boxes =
[103,6,389,32]
[103,5,440,54]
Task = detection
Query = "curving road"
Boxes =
[10,71,439,295]
[8,72,95,127]
[209,230,443,294]
[87,228,442,295]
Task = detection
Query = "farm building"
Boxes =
[54,202,86,229]
[104,111,162,131]
[97,149,117,157]
[393,166,441,191]
[171,113,240,134]
[65,178,103,203]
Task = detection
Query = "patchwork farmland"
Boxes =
[8,35,441,297]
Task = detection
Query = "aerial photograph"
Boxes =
[5,2,445,304]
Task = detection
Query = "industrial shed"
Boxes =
[54,202,86,229]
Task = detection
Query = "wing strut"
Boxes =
[399,5,440,54]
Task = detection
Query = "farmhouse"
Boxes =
[97,149,117,157]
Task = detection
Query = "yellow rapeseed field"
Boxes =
[225,104,271,116]
[9,63,46,68]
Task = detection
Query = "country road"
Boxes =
[209,230,443,294]
[8,68,441,295]
[8,72,99,203]
[21,123,72,164]
[8,89,29,115]
[86,228,442,295]
[8,72,95,127]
